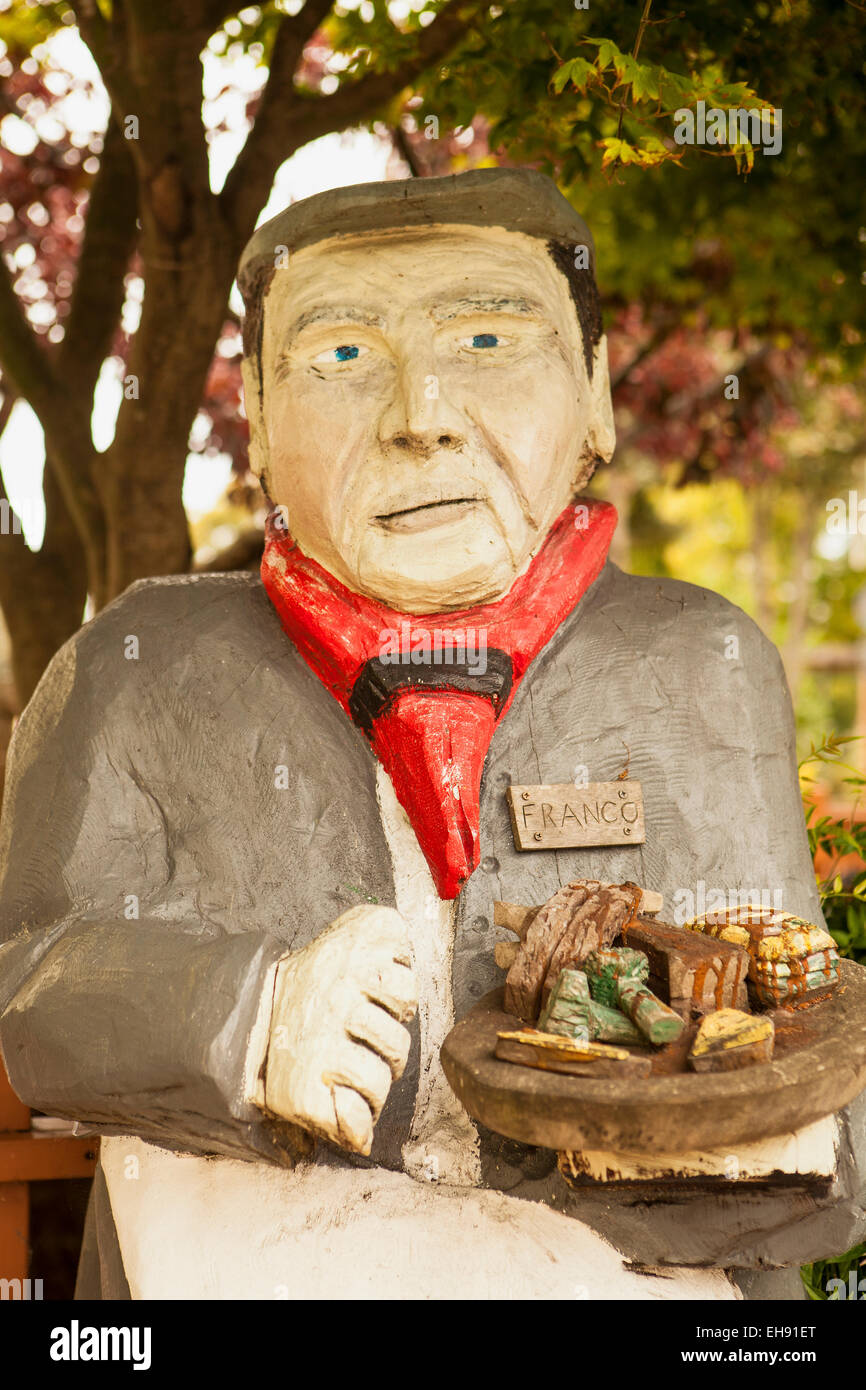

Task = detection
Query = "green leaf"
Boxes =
[631,64,661,103]
[593,39,622,75]
[615,53,640,87]
[552,60,576,94]
[552,56,594,94]
[657,70,695,106]
[599,136,629,168]
[732,140,755,174]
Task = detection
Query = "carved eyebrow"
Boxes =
[430,295,543,323]
[287,306,385,340]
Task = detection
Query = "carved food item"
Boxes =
[616,978,685,1045]
[683,906,840,1008]
[493,887,661,971]
[750,954,839,1007]
[495,1030,652,1078]
[622,917,750,1012]
[688,1009,775,1073]
[584,946,648,1006]
[583,945,685,1044]
[493,882,841,1111]
[503,880,642,1021]
[538,968,644,1045]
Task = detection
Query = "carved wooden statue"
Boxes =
[0,168,863,1300]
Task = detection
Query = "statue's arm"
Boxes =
[0,639,303,1163]
[0,630,415,1162]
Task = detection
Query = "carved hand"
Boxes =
[263,905,417,1155]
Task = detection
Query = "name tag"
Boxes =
[506,781,645,851]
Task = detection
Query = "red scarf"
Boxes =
[262,500,617,899]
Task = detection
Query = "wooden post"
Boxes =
[0,1058,98,1290]
[0,1058,30,1283]
[0,1185,28,1285]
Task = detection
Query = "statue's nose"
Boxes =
[378,353,465,457]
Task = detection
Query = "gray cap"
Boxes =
[238,167,595,288]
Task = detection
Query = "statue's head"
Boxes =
[239,168,615,613]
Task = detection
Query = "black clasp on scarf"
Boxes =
[348,649,514,737]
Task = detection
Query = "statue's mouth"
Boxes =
[374,497,481,534]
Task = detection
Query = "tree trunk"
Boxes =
[100,237,237,595]
[0,464,88,706]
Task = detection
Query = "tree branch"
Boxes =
[70,0,137,115]
[59,114,138,394]
[75,0,210,202]
[45,113,137,601]
[0,388,25,555]
[0,260,66,438]
[391,123,423,176]
[610,317,673,390]
[221,0,476,239]
[664,343,771,415]
[0,85,136,617]
[0,258,105,590]
[69,0,111,66]
[218,0,339,236]
[0,439,90,706]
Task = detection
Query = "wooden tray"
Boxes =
[440,961,866,1155]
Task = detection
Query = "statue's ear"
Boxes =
[241,356,268,481]
[584,335,616,464]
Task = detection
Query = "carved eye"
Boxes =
[314,343,365,364]
[459,332,506,350]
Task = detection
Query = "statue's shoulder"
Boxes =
[74,571,275,658]
[595,563,783,674]
[104,569,268,630]
[21,572,284,730]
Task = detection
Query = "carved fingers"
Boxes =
[331,1085,375,1156]
[263,905,418,1156]
[347,998,412,1078]
[361,960,417,1025]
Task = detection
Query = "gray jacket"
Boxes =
[1,560,858,1294]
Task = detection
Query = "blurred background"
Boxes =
[0,0,864,1298]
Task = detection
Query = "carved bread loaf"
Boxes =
[503,880,642,1022]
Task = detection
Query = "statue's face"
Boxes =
[253,224,614,612]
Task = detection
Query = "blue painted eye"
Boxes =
[471,333,498,349]
[312,342,367,367]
